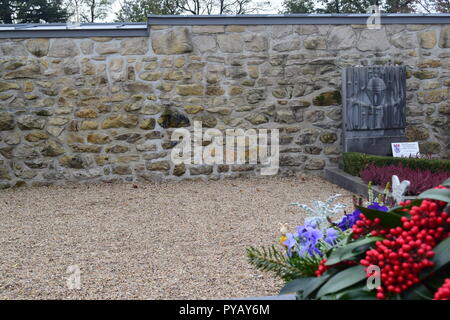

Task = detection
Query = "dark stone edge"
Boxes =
[147,13,450,25]
[325,167,418,200]
[0,23,148,39]
[1,14,449,38]
[325,167,372,197]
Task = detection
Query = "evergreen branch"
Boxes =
[246,245,308,281]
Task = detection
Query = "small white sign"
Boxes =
[391,142,420,158]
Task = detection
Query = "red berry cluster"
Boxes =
[405,199,450,241]
[360,236,435,299]
[433,279,450,300]
[315,258,357,277]
[352,216,388,240]
[359,196,450,299]
[430,185,450,211]
[315,259,331,277]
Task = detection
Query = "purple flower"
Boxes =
[325,228,338,244]
[297,223,323,257]
[284,220,344,258]
[283,233,298,257]
[301,243,322,257]
[367,202,389,212]
[337,202,389,231]
[337,210,361,231]
[298,224,323,244]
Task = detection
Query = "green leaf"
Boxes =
[325,236,382,266]
[357,206,403,228]
[316,265,366,298]
[423,270,450,290]
[402,283,433,300]
[421,236,450,277]
[441,178,450,187]
[418,189,450,203]
[324,283,376,300]
[319,294,338,300]
[388,199,422,216]
[280,274,331,297]
[337,287,377,300]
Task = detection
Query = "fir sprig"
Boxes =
[246,245,321,281]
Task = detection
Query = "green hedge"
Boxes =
[343,152,450,177]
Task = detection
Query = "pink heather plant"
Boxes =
[360,164,450,196]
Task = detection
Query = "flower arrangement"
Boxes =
[247,194,349,281]
[247,178,450,300]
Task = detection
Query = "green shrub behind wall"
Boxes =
[342,152,450,177]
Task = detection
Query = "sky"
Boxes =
[107,0,285,22]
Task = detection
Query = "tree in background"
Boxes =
[316,0,374,13]
[66,0,83,22]
[281,0,450,13]
[175,0,270,14]
[409,0,450,13]
[82,0,114,22]
[66,0,114,22]
[0,0,70,23]
[380,0,450,13]
[281,0,380,13]
[383,0,417,12]
[116,0,270,20]
[281,0,315,13]
[434,0,450,12]
[115,0,180,22]
[2,0,448,24]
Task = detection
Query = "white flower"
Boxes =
[290,194,347,229]
[279,223,289,234]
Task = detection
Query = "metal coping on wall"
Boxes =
[0,22,148,39]
[0,14,449,38]
[147,13,450,25]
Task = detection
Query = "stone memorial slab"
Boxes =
[342,66,407,156]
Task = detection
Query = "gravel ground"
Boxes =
[0,174,355,300]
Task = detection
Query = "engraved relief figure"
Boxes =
[365,75,386,129]
[345,67,405,131]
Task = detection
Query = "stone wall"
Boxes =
[0,22,449,187]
